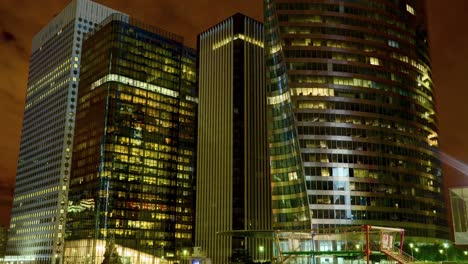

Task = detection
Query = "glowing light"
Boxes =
[428,132,438,146]
[267,92,290,105]
[269,43,281,54]
[186,95,199,104]
[212,33,264,50]
[439,151,468,176]
[90,74,179,98]
[406,4,415,15]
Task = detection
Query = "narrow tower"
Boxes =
[196,14,270,263]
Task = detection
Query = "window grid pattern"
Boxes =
[8,1,123,262]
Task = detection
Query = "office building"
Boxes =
[264,0,448,239]
[7,1,124,263]
[196,14,270,263]
[450,187,468,245]
[0,226,7,260]
[64,14,197,264]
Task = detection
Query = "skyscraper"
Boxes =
[449,187,468,245]
[64,14,197,263]
[264,0,448,240]
[7,1,124,263]
[196,14,270,263]
[0,226,7,260]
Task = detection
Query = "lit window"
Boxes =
[292,87,335,97]
[291,38,311,46]
[90,74,179,98]
[73,63,78,68]
[369,57,380,66]
[267,92,290,105]
[185,95,198,104]
[428,132,438,146]
[388,40,399,48]
[406,4,415,15]
[288,172,298,181]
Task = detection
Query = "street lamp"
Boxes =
[409,243,414,259]
[355,242,361,263]
[259,245,264,263]
[443,243,449,261]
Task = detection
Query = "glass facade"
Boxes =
[264,0,311,231]
[264,0,448,239]
[64,15,197,263]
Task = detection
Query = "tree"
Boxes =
[102,238,123,264]
[415,244,445,261]
[229,247,254,264]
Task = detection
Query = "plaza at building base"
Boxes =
[219,225,416,264]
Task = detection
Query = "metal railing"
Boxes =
[381,245,416,264]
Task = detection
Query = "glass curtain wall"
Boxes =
[65,17,197,264]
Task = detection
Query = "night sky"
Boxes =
[0,0,467,227]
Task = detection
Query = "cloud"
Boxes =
[0,31,15,42]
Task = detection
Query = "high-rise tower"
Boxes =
[64,14,197,263]
[7,1,124,263]
[196,14,270,263]
[264,0,448,240]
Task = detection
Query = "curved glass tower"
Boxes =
[265,0,311,230]
[265,0,448,239]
